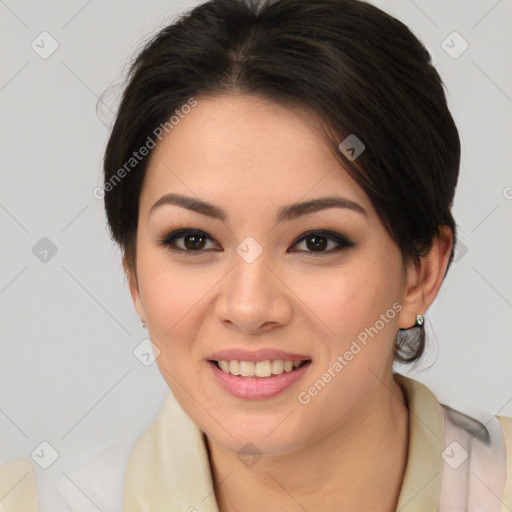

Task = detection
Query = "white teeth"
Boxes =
[239,361,255,377]
[219,360,229,372]
[255,360,272,377]
[216,359,307,378]
[229,360,240,375]
[271,360,284,374]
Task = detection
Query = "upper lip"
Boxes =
[208,348,311,362]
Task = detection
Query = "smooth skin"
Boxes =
[124,94,453,512]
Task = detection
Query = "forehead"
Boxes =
[140,94,371,214]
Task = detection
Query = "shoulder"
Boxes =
[396,373,512,510]
[497,415,512,510]
[0,457,38,511]
[51,443,131,512]
[498,414,512,439]
[439,403,512,511]
[0,444,133,512]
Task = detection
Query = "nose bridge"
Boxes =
[217,245,291,332]
[229,248,273,306]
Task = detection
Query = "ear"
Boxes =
[398,226,453,329]
[122,255,146,323]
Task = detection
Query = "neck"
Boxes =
[206,372,409,512]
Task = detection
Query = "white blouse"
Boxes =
[2,373,511,511]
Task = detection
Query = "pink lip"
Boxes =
[208,360,312,400]
[208,348,311,362]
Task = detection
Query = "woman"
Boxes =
[107,0,512,509]
[5,0,510,510]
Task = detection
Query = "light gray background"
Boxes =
[1,0,511,496]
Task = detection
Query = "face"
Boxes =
[127,94,412,456]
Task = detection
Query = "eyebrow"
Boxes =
[149,193,367,222]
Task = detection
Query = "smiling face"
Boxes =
[126,94,418,456]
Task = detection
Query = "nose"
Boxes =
[215,251,293,334]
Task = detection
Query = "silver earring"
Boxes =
[141,320,147,329]
[414,314,424,327]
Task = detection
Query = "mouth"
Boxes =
[208,359,311,378]
[207,358,312,400]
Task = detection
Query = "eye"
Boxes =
[158,229,219,254]
[289,230,354,255]
[157,228,354,256]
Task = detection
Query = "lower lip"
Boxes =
[208,360,312,400]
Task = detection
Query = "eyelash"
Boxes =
[157,229,354,257]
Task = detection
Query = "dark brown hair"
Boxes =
[102,0,460,364]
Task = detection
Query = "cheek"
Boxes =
[298,261,400,341]
[293,263,402,421]
[138,258,215,400]
[137,252,215,350]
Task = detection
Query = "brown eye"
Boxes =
[305,235,328,252]
[158,229,219,254]
[183,233,207,250]
[290,230,354,255]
